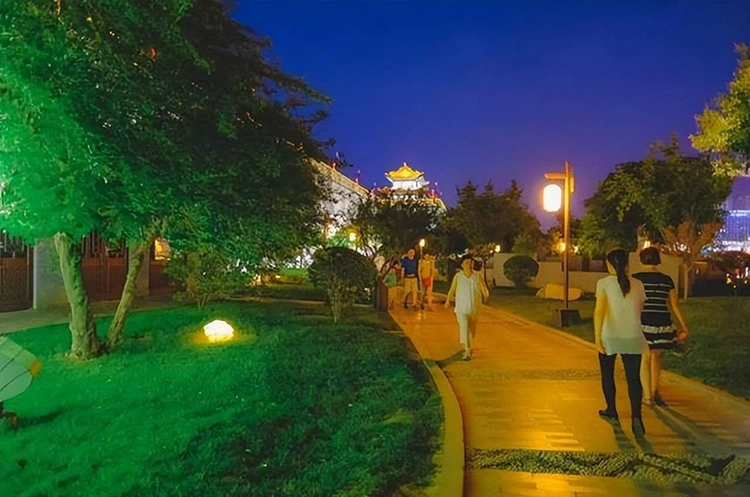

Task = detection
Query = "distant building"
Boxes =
[715,176,750,253]
[378,162,446,210]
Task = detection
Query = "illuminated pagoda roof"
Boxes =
[386,163,426,182]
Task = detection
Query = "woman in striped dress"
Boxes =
[633,247,690,406]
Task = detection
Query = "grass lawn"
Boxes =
[1,302,441,497]
[485,287,750,400]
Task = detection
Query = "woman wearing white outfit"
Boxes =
[445,255,489,360]
[594,249,648,436]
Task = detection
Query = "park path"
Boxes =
[391,302,750,497]
[0,295,175,335]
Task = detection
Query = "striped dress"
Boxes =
[632,271,677,350]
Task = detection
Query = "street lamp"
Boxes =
[543,161,580,327]
[418,238,425,257]
[348,232,357,245]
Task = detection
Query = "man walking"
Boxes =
[401,248,419,310]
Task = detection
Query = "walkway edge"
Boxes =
[491,306,750,411]
[396,328,465,497]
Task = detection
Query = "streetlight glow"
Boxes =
[543,184,562,212]
[419,239,425,248]
[494,244,501,253]
[348,232,357,242]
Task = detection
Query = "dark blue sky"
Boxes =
[234,1,750,227]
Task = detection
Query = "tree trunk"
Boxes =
[107,240,151,347]
[54,233,103,359]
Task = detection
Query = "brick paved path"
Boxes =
[391,303,750,496]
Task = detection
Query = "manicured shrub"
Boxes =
[503,255,539,288]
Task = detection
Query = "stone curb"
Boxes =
[392,323,465,497]
[489,306,750,411]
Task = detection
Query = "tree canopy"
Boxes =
[348,192,443,272]
[442,180,542,260]
[0,0,329,357]
[691,44,750,176]
[579,136,733,262]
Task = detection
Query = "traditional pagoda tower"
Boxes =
[380,162,445,209]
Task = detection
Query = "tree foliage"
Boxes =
[348,193,442,273]
[308,247,376,323]
[0,0,328,357]
[691,44,750,176]
[442,180,542,261]
[579,136,733,259]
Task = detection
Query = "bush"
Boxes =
[308,247,377,322]
[503,255,539,288]
[165,247,250,308]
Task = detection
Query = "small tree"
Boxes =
[308,247,377,323]
[503,255,539,289]
[166,245,250,309]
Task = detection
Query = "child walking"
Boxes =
[384,265,399,310]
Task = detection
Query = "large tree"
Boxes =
[0,0,328,357]
[579,137,733,296]
[348,192,443,275]
[691,44,750,176]
[442,180,542,262]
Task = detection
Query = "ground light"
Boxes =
[203,320,235,343]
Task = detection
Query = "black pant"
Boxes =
[598,352,642,419]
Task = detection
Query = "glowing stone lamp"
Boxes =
[203,320,234,342]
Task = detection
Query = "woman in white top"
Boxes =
[594,249,647,436]
[445,255,489,361]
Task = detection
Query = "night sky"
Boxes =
[233,1,750,227]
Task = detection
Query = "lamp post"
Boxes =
[543,161,579,327]
[418,238,425,257]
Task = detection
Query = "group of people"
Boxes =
[388,244,689,436]
[594,247,689,436]
[384,248,437,311]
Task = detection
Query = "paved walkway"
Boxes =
[0,295,175,335]
[391,302,750,496]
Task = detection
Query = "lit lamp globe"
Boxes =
[419,239,425,248]
[203,320,234,342]
[348,232,357,242]
[543,184,562,213]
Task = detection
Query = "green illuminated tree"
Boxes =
[0,0,328,357]
[691,44,750,176]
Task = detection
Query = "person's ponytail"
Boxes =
[606,249,630,296]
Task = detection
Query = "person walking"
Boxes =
[419,251,435,310]
[401,249,419,310]
[384,264,399,310]
[594,249,648,436]
[633,247,689,406]
[445,255,489,360]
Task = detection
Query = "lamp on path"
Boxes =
[543,161,580,327]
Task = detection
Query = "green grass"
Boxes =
[485,288,750,400]
[1,302,441,497]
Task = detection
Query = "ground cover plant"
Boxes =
[484,288,750,399]
[0,302,441,497]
